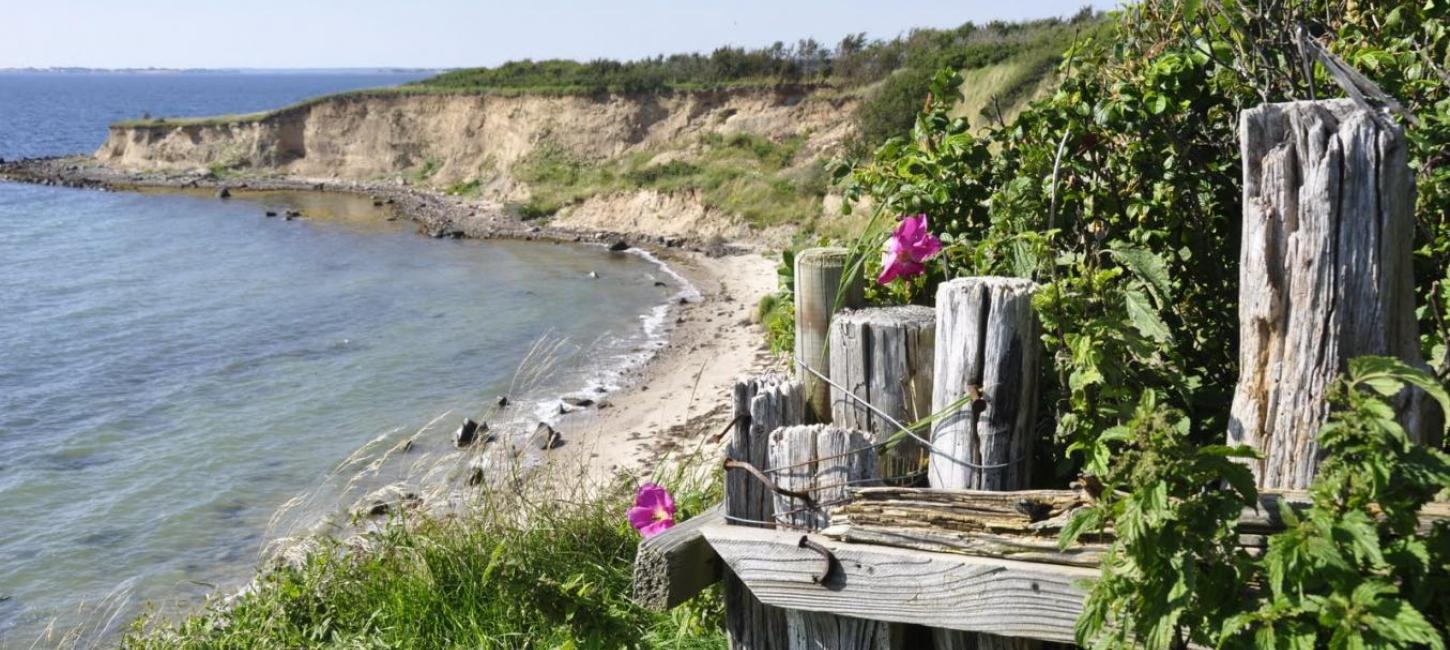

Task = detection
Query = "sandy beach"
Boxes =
[543,249,782,483]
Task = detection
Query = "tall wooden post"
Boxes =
[795,248,866,423]
[768,424,896,650]
[829,306,936,482]
[725,375,803,650]
[1230,99,1427,489]
[929,277,1041,650]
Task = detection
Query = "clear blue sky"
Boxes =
[3,0,1118,69]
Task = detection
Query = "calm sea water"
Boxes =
[0,73,680,645]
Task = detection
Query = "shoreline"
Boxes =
[0,154,782,486]
[0,156,753,255]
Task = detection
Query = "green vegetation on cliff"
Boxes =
[512,132,827,228]
[412,11,1100,149]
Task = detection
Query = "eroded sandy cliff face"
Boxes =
[97,90,856,188]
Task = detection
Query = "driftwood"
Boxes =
[768,425,895,649]
[1231,99,1430,489]
[725,376,803,650]
[829,306,936,482]
[929,278,1041,491]
[794,248,865,423]
[701,522,1089,643]
[632,505,723,610]
[820,487,1450,564]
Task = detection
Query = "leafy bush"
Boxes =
[840,0,1450,645]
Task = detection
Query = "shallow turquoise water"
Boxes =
[0,183,677,644]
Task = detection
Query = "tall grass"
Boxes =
[120,457,725,649]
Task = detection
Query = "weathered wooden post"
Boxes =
[928,277,1041,650]
[768,424,895,649]
[725,375,804,649]
[1230,99,1428,489]
[795,248,866,423]
[828,306,935,482]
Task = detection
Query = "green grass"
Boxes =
[511,132,829,229]
[121,466,726,649]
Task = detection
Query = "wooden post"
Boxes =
[725,375,803,650]
[1231,99,1428,489]
[929,278,1041,491]
[829,305,935,483]
[929,277,1041,650]
[795,248,866,423]
[768,425,895,650]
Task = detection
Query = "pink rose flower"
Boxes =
[627,483,676,538]
[877,213,942,285]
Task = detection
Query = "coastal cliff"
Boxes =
[95,89,858,241]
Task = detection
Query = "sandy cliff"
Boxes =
[98,89,855,187]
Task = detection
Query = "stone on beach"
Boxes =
[453,418,484,448]
[608,240,631,252]
[531,423,563,450]
[357,485,420,518]
[216,187,231,199]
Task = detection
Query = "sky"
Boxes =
[2,0,1119,69]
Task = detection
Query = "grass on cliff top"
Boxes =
[511,131,830,230]
[119,462,726,649]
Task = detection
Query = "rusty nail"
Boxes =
[798,535,835,584]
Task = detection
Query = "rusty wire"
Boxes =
[786,356,1030,473]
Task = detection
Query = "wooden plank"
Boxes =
[828,306,935,482]
[820,524,1105,568]
[632,505,724,611]
[701,522,1090,643]
[795,248,865,423]
[823,488,1450,559]
[1231,99,1433,488]
[769,425,895,649]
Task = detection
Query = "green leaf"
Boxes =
[1059,506,1104,550]
[1349,356,1450,433]
[1107,242,1173,301]
[1124,287,1173,342]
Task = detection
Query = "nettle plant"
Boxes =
[1061,358,1450,650]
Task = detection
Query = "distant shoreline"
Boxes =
[0,156,741,255]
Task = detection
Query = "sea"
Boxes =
[0,71,684,646]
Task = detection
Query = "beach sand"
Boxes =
[542,249,783,483]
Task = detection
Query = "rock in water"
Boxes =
[216,187,232,199]
[561,396,594,408]
[496,395,509,408]
[531,423,563,450]
[264,210,278,217]
[608,240,631,252]
[453,418,480,448]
